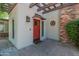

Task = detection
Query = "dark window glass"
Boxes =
[12,20,14,39]
[42,21,44,37]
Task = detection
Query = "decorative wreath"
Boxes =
[50,20,56,26]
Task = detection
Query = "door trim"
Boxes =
[33,18,41,44]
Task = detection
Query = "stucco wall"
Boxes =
[9,5,19,48]
[9,3,61,49]
[17,3,46,49]
[44,10,60,40]
[9,3,46,49]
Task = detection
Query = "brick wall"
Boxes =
[60,4,79,43]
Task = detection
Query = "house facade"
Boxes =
[8,3,79,49]
[9,3,60,49]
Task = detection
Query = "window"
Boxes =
[42,21,44,37]
[12,20,14,39]
[0,22,4,32]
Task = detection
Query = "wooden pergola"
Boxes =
[0,3,16,13]
[0,3,76,14]
[29,3,76,14]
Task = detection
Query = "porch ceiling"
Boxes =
[0,3,16,13]
[29,3,77,14]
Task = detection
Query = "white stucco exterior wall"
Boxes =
[9,3,60,49]
[44,10,60,40]
[9,3,46,49]
[9,5,19,48]
[17,4,46,49]
[16,4,33,49]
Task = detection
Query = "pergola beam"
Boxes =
[0,3,17,13]
[42,3,76,14]
[37,3,56,11]
[9,4,17,13]
[36,4,41,8]
[29,3,38,8]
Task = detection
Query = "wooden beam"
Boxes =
[60,3,63,6]
[37,3,56,11]
[42,3,47,6]
[29,3,37,8]
[48,7,51,10]
[53,5,56,8]
[9,3,17,13]
[36,4,41,8]
[42,3,76,14]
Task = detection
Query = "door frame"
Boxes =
[33,17,41,43]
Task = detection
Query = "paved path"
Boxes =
[0,39,79,56]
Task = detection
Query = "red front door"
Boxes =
[33,19,40,44]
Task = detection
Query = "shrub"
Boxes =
[65,19,79,47]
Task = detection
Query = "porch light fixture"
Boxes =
[26,16,30,22]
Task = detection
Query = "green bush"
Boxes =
[0,11,9,19]
[65,19,79,47]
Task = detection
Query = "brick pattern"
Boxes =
[60,4,79,43]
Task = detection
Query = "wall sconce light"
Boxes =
[26,16,30,22]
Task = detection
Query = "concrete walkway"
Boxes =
[0,39,13,50]
[0,39,79,56]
